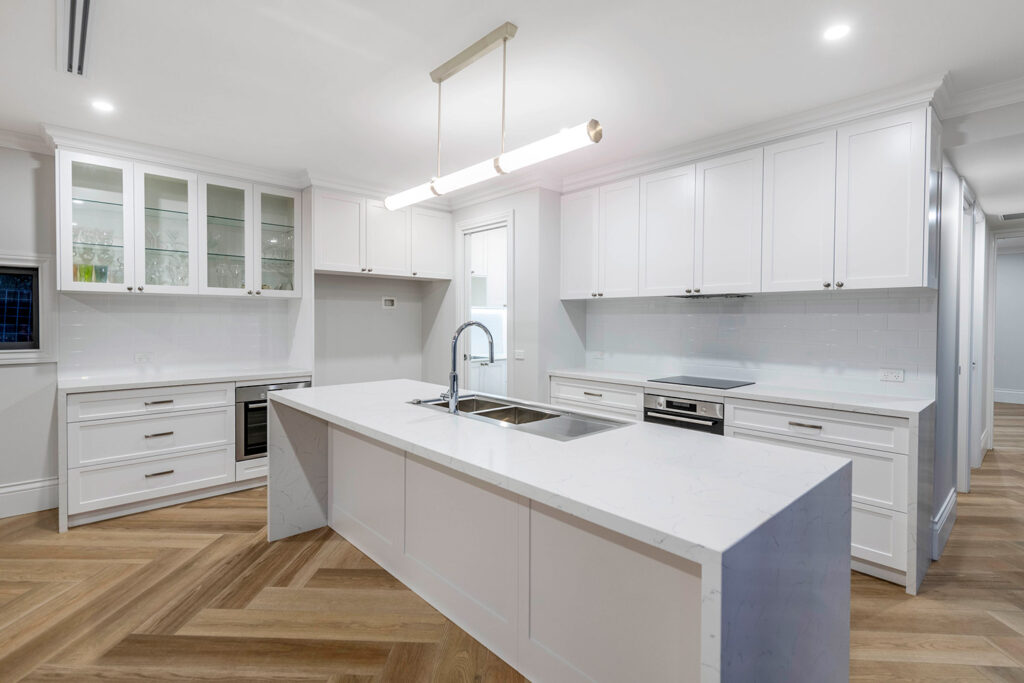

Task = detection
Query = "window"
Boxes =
[0,266,40,351]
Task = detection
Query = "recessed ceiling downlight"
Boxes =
[90,99,115,113]
[823,24,851,41]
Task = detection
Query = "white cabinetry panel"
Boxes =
[365,200,411,276]
[313,189,364,273]
[67,382,233,422]
[560,189,598,299]
[695,148,763,294]
[597,178,639,298]
[236,456,268,481]
[761,131,837,292]
[835,109,926,289]
[852,504,908,571]
[410,207,453,279]
[639,165,696,296]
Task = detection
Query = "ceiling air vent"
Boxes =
[56,0,93,76]
[1002,212,1024,222]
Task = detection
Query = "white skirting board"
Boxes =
[0,477,58,519]
[931,488,957,560]
[994,389,1024,405]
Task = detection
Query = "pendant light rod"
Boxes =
[436,82,442,179]
[501,37,508,154]
[429,22,518,84]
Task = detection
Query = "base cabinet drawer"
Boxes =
[67,382,234,422]
[726,399,910,454]
[549,378,643,414]
[726,427,908,511]
[68,407,234,468]
[551,396,640,422]
[236,457,268,481]
[68,446,234,514]
[852,503,908,571]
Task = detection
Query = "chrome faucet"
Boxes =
[443,321,494,413]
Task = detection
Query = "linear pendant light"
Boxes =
[384,22,602,211]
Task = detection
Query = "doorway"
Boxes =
[956,197,976,492]
[461,222,511,396]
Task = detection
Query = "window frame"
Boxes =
[0,265,41,351]
[0,252,56,365]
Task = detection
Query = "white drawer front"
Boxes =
[852,503,908,571]
[726,399,910,455]
[551,397,640,422]
[549,378,643,413]
[236,457,268,481]
[67,383,233,422]
[69,407,234,468]
[68,446,234,514]
[726,427,908,511]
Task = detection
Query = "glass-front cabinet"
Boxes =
[134,165,198,294]
[254,186,301,298]
[58,151,135,293]
[199,176,253,296]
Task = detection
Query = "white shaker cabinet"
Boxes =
[312,189,364,274]
[560,188,598,299]
[199,176,255,297]
[694,148,763,294]
[134,164,200,295]
[254,186,302,298]
[365,200,411,277]
[639,165,696,296]
[761,131,837,293]
[834,109,928,290]
[597,178,640,298]
[410,207,453,279]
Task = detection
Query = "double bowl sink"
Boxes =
[413,394,625,441]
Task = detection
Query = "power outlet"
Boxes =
[880,368,905,383]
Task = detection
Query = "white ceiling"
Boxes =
[3,0,1024,201]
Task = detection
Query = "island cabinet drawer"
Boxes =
[726,427,908,511]
[68,407,234,468]
[549,378,643,414]
[726,399,910,455]
[68,446,234,514]
[852,503,908,571]
[67,382,234,423]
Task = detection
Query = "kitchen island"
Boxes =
[268,379,852,683]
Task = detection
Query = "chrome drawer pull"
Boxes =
[145,469,174,478]
[583,391,603,398]
[247,402,268,409]
[648,412,715,427]
[788,421,823,430]
[145,399,174,406]
[144,431,174,439]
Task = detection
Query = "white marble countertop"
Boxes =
[58,365,313,393]
[270,379,850,565]
[550,368,934,418]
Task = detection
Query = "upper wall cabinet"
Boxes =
[834,109,929,290]
[198,176,254,297]
[560,180,639,300]
[134,165,199,295]
[761,131,837,293]
[255,187,302,297]
[311,188,452,280]
[639,165,696,296]
[694,148,763,295]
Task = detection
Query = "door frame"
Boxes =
[956,187,976,493]
[454,211,515,398]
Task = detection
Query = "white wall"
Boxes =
[994,250,1024,403]
[585,289,937,397]
[0,146,59,517]
[314,274,428,385]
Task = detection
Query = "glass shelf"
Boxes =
[71,197,123,209]
[261,221,295,231]
[261,256,294,263]
[145,247,189,256]
[208,215,246,228]
[144,206,188,217]
[209,252,246,260]
[73,241,124,249]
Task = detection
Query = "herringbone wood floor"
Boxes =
[1,404,1023,682]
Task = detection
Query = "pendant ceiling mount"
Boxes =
[384,22,602,210]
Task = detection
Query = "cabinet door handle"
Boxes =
[367,268,373,272]
[693,288,701,293]
[583,391,603,398]
[835,281,844,288]
[788,421,823,430]
[412,272,417,276]
[597,292,604,297]
[247,290,253,295]
[144,399,174,406]
[823,282,831,288]
[648,412,715,427]
[685,288,692,294]
[591,293,597,297]
[256,290,262,295]
[361,268,366,272]
[137,286,144,292]
[126,286,133,291]
[145,469,174,478]
[144,431,174,439]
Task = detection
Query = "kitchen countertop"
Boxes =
[270,378,850,564]
[57,365,313,393]
[550,368,934,418]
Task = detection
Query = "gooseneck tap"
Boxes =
[443,321,495,413]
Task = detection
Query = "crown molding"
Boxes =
[0,129,52,155]
[302,172,394,200]
[445,172,561,212]
[934,74,1024,120]
[43,125,309,188]
[561,74,945,194]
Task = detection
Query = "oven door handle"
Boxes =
[246,402,268,409]
[647,411,715,427]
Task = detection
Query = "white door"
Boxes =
[198,175,254,297]
[597,178,639,298]
[313,189,364,274]
[970,210,988,468]
[464,226,509,397]
[254,186,302,298]
[762,131,837,293]
[956,199,975,493]
[410,207,453,279]
[639,165,696,296]
[835,109,926,290]
[366,201,411,276]
[695,148,764,294]
[58,151,135,293]
[133,164,199,295]
[560,189,598,299]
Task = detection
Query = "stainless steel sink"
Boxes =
[412,394,626,441]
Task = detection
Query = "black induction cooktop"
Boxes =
[648,375,755,390]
